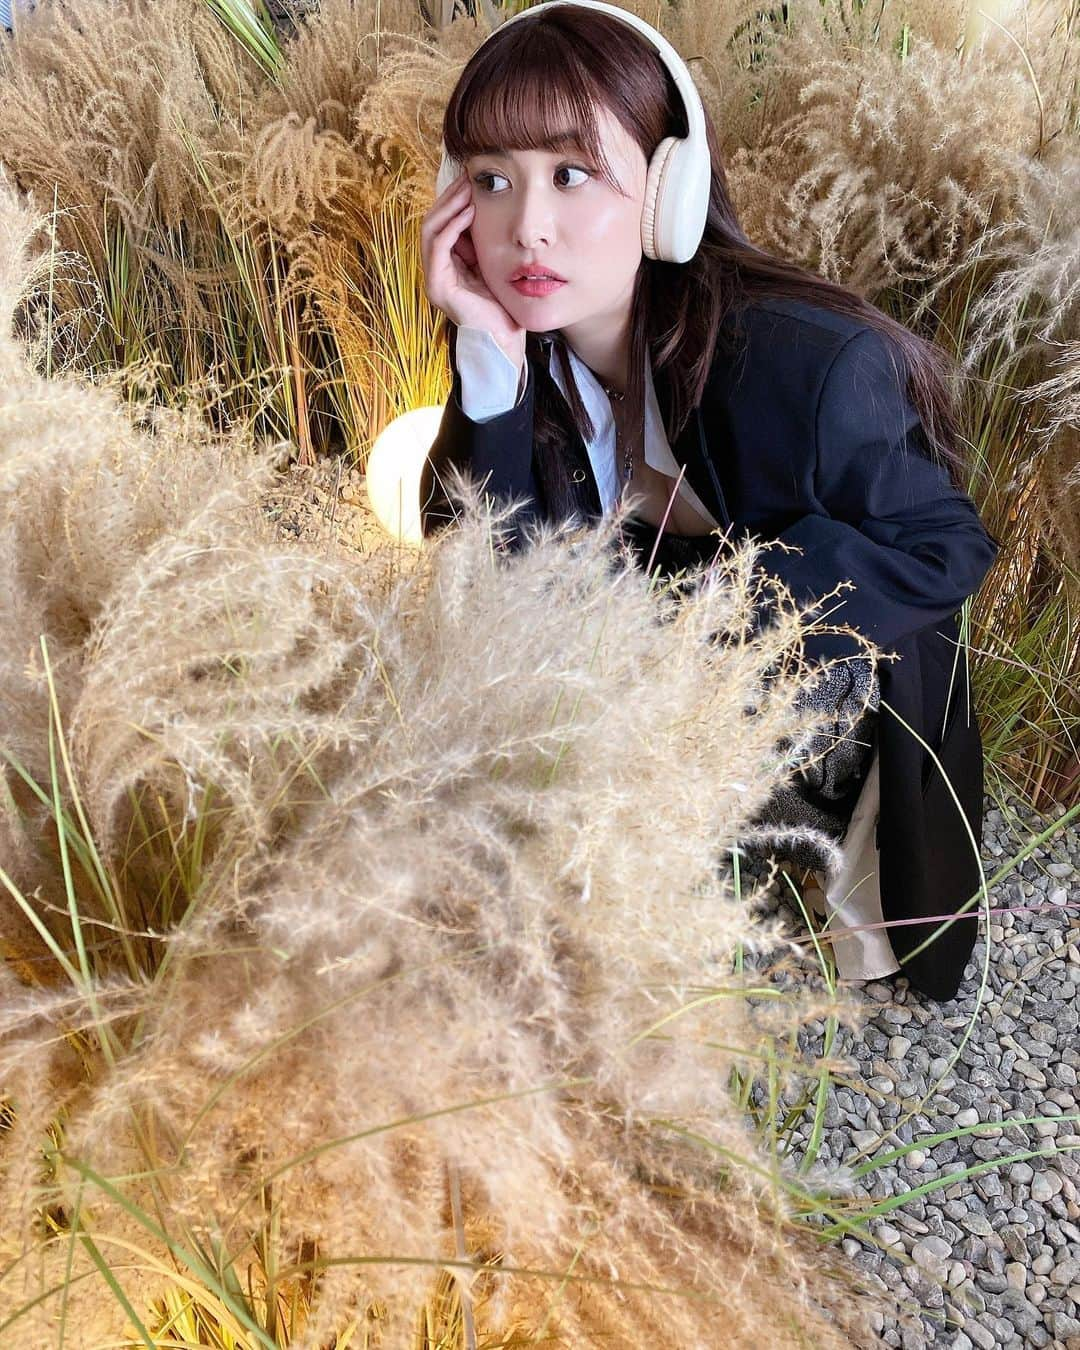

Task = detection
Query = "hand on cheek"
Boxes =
[451,225,479,272]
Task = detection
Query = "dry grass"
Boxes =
[0,176,883,1347]
[1,1,1075,1336]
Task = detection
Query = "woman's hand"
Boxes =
[421,171,527,374]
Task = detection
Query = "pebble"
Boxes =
[1053,1258,1080,1285]
[1031,1171,1064,1202]
[912,1236,952,1280]
[732,792,1080,1349]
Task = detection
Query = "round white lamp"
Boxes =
[364,404,446,547]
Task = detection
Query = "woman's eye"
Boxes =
[471,172,505,192]
[556,165,592,187]
[472,165,592,193]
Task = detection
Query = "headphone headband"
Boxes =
[492,0,706,149]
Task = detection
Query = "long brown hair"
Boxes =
[439,2,971,521]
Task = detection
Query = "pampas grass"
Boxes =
[0,176,884,1346]
[6,0,1075,1330]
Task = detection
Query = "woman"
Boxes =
[417,0,1000,1002]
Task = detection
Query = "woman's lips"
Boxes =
[510,277,567,297]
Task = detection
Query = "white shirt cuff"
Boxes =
[456,325,528,421]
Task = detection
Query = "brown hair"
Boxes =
[439,3,971,521]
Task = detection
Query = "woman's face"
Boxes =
[463,103,649,337]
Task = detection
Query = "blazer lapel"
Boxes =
[652,362,732,530]
[534,355,604,519]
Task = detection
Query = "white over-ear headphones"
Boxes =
[435,0,711,264]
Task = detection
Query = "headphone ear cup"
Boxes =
[640,136,678,261]
[644,135,711,264]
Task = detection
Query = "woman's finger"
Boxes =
[436,203,474,275]
[421,176,472,241]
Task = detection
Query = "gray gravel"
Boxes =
[737,791,1080,1349]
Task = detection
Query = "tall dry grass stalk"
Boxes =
[0,180,881,1345]
[3,0,1077,435]
[0,0,455,461]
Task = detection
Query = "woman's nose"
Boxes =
[514,222,552,248]
[512,185,554,249]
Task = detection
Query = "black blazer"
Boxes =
[420,297,1001,1001]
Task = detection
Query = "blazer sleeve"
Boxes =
[419,323,542,547]
[752,327,1000,665]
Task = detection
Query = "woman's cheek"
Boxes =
[580,203,637,251]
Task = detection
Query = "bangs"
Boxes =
[445,31,627,194]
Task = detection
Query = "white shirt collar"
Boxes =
[538,334,717,526]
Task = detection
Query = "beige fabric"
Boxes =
[806,748,901,982]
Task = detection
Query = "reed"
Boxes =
[0,175,885,1347]
[1,0,1076,799]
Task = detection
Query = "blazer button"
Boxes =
[571,469,586,482]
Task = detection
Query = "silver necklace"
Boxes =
[600,380,634,486]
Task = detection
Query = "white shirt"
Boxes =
[454,325,719,528]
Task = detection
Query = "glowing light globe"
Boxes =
[364,404,446,546]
